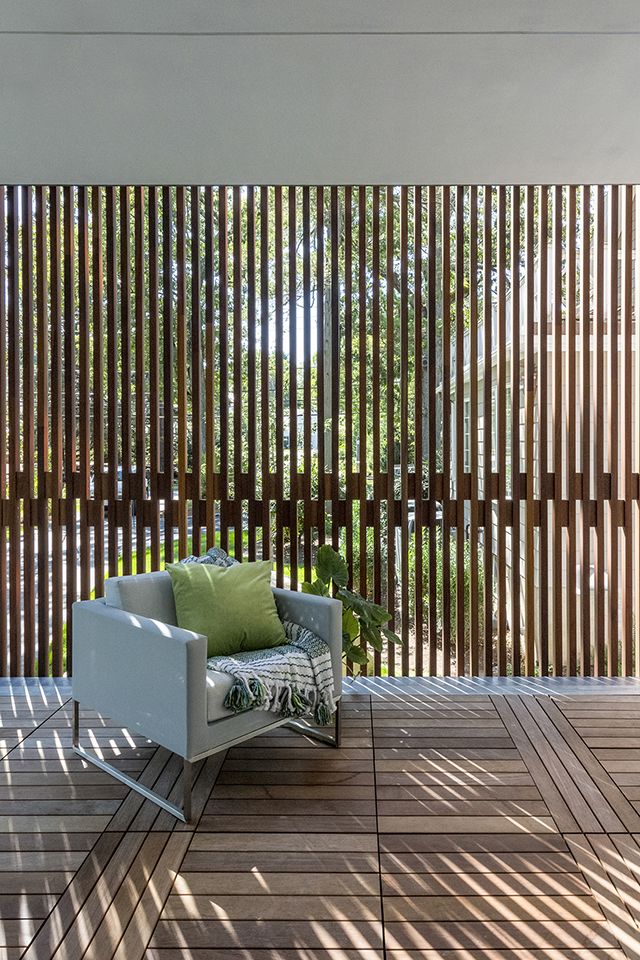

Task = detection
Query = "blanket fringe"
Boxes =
[223,676,336,724]
[214,622,337,726]
[314,700,333,725]
[223,675,270,713]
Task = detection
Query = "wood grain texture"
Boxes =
[0,184,638,679]
[4,680,640,957]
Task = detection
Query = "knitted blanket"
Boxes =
[207,620,336,726]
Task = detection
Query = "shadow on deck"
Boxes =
[2,675,640,960]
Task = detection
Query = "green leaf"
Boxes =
[342,608,360,642]
[361,624,384,652]
[302,579,329,597]
[336,587,368,618]
[337,588,391,625]
[315,545,348,588]
[345,644,369,665]
[382,627,403,645]
[369,605,392,626]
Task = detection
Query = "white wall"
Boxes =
[1,1,639,184]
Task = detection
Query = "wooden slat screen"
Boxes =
[0,184,639,678]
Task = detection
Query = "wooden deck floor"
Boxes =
[2,677,640,960]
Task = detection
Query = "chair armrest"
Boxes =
[72,599,208,758]
[272,588,343,698]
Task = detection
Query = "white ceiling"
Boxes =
[1,1,639,184]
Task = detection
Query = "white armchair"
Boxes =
[72,570,343,822]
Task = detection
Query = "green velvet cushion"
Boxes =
[166,560,286,658]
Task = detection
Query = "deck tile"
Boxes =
[2,679,640,959]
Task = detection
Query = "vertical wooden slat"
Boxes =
[552,185,564,675]
[580,185,592,675]
[524,186,536,676]
[63,185,76,673]
[496,185,507,676]
[427,185,438,677]
[344,187,354,598]
[454,185,466,674]
[330,187,340,554]
[566,186,578,676]
[77,186,91,605]
[288,186,298,588]
[50,187,63,675]
[106,186,119,579]
[176,186,188,561]
[218,187,230,554]
[538,186,550,677]
[413,186,424,677]
[148,186,161,570]
[386,186,396,676]
[7,187,21,676]
[92,186,105,597]
[372,186,383,675]
[620,184,633,675]
[191,186,203,557]
[358,185,368,610]
[232,186,244,561]
[356,185,368,673]
[162,186,175,564]
[0,187,6,675]
[441,186,451,677]
[594,186,606,675]
[635,185,640,677]
[301,186,312,581]
[274,187,284,586]
[22,186,36,675]
[607,185,619,676]
[36,185,51,674]
[259,186,270,559]
[134,186,147,573]
[399,185,410,675]
[246,186,257,562]
[119,186,132,576]
[216,190,229,544]
[204,186,216,551]
[315,186,326,551]
[469,186,480,676]
[511,186,522,676]
[482,185,493,675]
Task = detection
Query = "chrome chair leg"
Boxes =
[71,696,340,822]
[182,759,193,824]
[285,699,342,748]
[72,699,79,748]
[72,700,193,823]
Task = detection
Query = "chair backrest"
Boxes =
[104,570,178,625]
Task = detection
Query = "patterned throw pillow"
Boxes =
[180,547,239,568]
